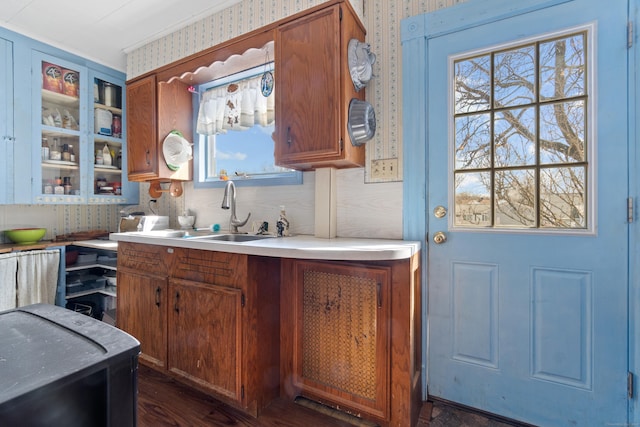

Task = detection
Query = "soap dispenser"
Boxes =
[276,205,290,237]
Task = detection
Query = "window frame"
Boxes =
[448,23,596,235]
[192,64,302,189]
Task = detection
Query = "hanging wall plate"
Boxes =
[261,71,274,97]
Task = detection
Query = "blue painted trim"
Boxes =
[402,0,575,42]
[629,1,639,425]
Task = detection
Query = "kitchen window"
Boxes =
[452,30,591,230]
[194,62,301,188]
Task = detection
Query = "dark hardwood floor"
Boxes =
[137,364,375,426]
[139,364,519,427]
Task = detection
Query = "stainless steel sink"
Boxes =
[134,230,186,238]
[193,234,275,242]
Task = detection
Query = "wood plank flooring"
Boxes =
[138,364,520,427]
[137,364,372,426]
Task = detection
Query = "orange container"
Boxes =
[42,62,63,93]
[62,69,79,97]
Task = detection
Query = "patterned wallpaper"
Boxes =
[126,0,467,184]
[0,0,471,240]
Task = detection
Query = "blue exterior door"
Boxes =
[403,0,630,425]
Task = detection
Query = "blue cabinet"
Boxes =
[0,37,13,204]
[1,26,138,205]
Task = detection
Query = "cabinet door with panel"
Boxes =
[282,259,390,420]
[281,256,422,427]
[274,2,366,169]
[126,75,193,185]
[168,278,242,401]
[126,75,157,180]
[116,242,171,368]
[0,36,13,204]
[117,268,167,368]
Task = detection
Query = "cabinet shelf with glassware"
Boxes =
[88,70,138,203]
[30,51,138,204]
[34,53,86,204]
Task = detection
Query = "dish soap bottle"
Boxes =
[102,143,112,166]
[276,205,290,237]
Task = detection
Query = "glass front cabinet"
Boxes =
[32,51,137,204]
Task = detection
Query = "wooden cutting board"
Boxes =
[54,230,110,241]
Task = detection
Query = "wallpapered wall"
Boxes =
[1,0,466,241]
[126,0,467,184]
[121,0,467,240]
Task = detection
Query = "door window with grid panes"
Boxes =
[453,31,589,230]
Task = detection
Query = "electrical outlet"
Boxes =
[370,158,398,180]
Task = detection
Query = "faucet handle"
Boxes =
[230,212,251,233]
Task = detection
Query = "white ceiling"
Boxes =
[0,0,243,73]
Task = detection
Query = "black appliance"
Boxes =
[0,304,140,427]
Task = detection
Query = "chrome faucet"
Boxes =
[221,180,250,233]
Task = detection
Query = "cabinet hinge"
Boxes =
[628,21,634,49]
[241,385,245,399]
[241,293,245,307]
[629,371,634,398]
[628,197,634,223]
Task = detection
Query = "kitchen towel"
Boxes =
[0,253,18,311]
[16,249,60,306]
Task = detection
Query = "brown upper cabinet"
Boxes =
[274,2,366,169]
[125,0,367,184]
[126,74,193,193]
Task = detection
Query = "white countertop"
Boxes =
[109,232,421,261]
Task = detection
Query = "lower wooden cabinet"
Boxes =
[116,242,280,416]
[117,241,421,425]
[117,242,169,369]
[168,278,242,401]
[117,268,168,368]
[281,256,422,427]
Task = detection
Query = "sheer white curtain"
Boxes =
[197,74,275,136]
[0,253,18,311]
[16,249,60,306]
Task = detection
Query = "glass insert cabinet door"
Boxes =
[36,54,86,203]
[32,52,130,204]
[91,70,124,200]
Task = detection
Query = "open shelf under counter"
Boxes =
[66,259,117,272]
[66,284,117,299]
